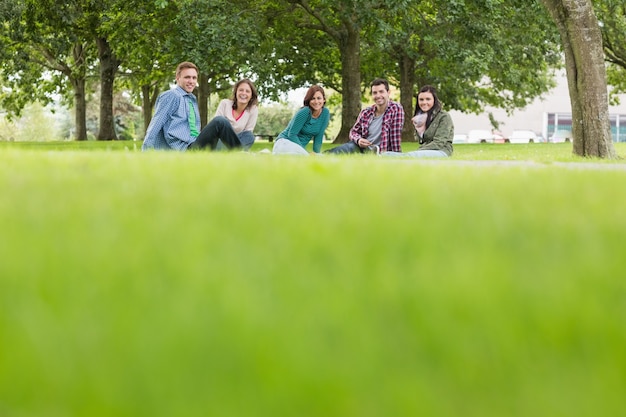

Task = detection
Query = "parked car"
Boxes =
[493,132,506,144]
[549,129,572,143]
[507,130,538,144]
[467,129,496,144]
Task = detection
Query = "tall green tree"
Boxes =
[0,0,92,140]
[1,0,128,141]
[75,0,124,141]
[33,0,127,141]
[541,0,617,158]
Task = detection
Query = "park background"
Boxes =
[2,0,626,153]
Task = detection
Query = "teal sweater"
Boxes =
[277,107,330,153]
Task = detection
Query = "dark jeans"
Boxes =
[189,116,242,150]
[324,141,364,154]
[215,131,256,151]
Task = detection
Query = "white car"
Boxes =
[508,130,538,144]
[549,130,572,143]
[467,129,495,144]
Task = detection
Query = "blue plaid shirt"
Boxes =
[142,86,200,151]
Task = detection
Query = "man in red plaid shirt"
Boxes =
[326,78,404,154]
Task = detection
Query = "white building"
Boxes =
[448,72,626,142]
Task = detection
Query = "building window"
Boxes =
[546,113,626,142]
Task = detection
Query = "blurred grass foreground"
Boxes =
[1,147,625,417]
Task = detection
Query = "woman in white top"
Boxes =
[193,79,259,151]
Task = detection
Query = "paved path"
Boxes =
[393,159,626,171]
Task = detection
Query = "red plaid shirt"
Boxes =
[349,100,404,152]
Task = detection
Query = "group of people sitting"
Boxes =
[142,61,454,158]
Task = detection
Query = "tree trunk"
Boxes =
[96,37,119,141]
[72,77,87,141]
[141,83,160,137]
[399,52,416,143]
[333,29,361,143]
[142,84,151,136]
[197,73,210,128]
[541,0,617,158]
[69,42,87,141]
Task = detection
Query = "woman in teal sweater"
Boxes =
[273,85,330,155]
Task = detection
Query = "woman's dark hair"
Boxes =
[414,85,442,128]
[303,85,326,108]
[231,79,258,110]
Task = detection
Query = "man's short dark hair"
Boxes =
[370,78,389,92]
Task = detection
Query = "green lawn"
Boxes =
[1,144,625,417]
[1,139,625,162]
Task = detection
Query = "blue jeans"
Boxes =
[190,116,242,150]
[325,141,363,154]
[237,131,255,151]
[215,130,255,151]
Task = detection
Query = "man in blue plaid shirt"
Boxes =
[142,62,201,151]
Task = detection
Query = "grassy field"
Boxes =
[1,142,625,417]
[1,138,625,162]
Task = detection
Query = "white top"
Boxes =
[215,99,258,134]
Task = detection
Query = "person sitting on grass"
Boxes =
[272,85,330,156]
[212,78,259,151]
[325,78,404,155]
[382,85,453,158]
